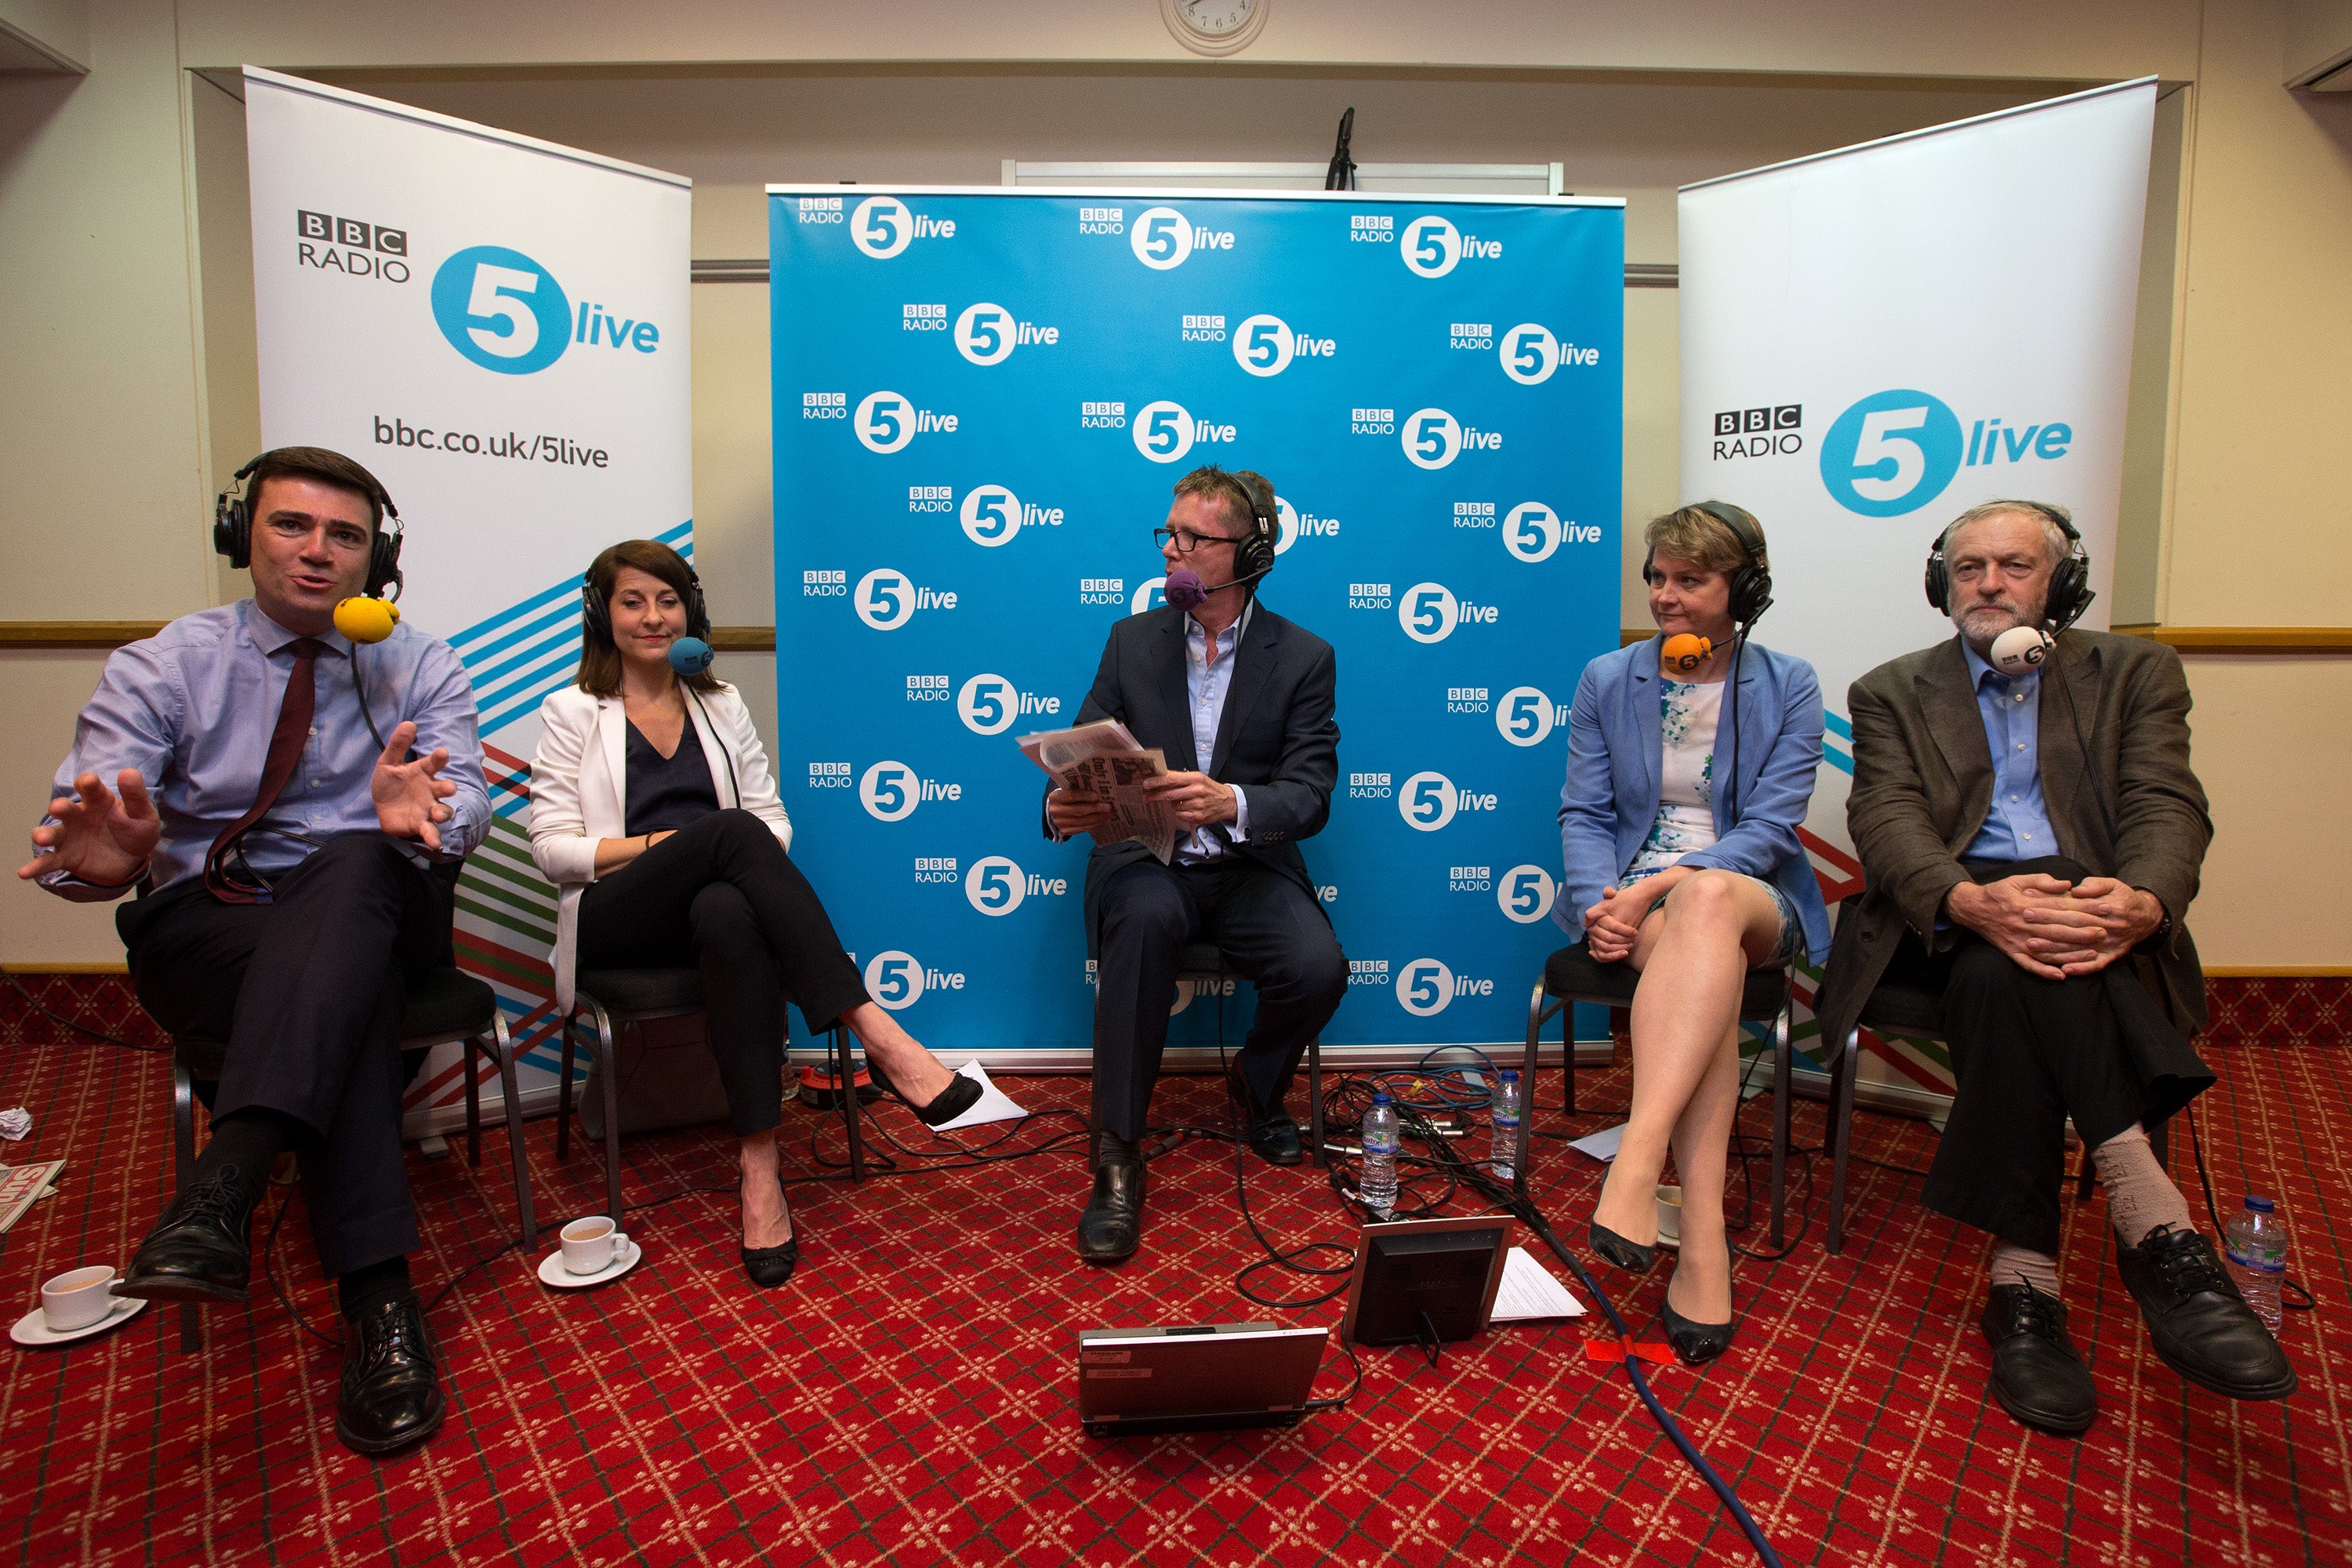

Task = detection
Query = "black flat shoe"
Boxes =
[866,1053,983,1127]
[741,1178,800,1287]
[336,1294,445,1456]
[1980,1282,2097,1435]
[1076,1134,1146,1263]
[1659,1244,1736,1366]
[1227,1066,1303,1167]
[1590,1219,1657,1276]
[117,1166,260,1305]
[2117,1225,2297,1401]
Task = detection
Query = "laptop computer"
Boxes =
[1076,1322,1330,1437]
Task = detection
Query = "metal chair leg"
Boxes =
[556,1005,578,1162]
[1828,1027,1860,1254]
[832,1025,865,1182]
[1519,982,1552,1199]
[489,1012,536,1251]
[172,1062,200,1354]
[463,1035,483,1168]
[1307,1036,1327,1169]
[1769,1003,1792,1248]
[592,1001,625,1224]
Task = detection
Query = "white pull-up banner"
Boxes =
[1678,79,2156,1105]
[243,66,694,1133]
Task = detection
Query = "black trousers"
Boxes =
[118,833,448,1278]
[1900,855,2212,1256]
[576,809,869,1137]
[1091,857,1347,1143]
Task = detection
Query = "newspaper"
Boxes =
[1018,720,1180,863]
[0,1160,64,1236]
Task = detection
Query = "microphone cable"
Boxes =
[1399,1098,1788,1568]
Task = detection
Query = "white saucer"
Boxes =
[537,1237,641,1289]
[11,1294,147,1348]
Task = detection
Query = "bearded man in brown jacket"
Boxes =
[1814,499,2292,1437]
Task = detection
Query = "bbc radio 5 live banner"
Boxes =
[768,187,1624,1055]
[1679,79,2156,1102]
[243,67,693,1131]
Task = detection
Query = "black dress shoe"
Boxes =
[1659,1245,1736,1365]
[1589,1220,1657,1276]
[1227,1068,1302,1167]
[2118,1225,2298,1401]
[1076,1134,1146,1263]
[741,1177,800,1288]
[866,1053,984,1127]
[1981,1283,2098,1435]
[336,1294,445,1456]
[116,1167,260,1305]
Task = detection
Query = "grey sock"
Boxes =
[1989,1240,2062,1298]
[2092,1125,2196,1247]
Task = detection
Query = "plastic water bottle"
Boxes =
[2223,1195,2288,1332]
[1490,1071,1523,1183]
[1359,1093,1400,1218]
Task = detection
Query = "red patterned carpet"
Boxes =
[0,976,2346,1566]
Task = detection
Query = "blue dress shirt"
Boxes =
[1174,608,1253,864]
[1960,639,2062,862]
[37,601,490,901]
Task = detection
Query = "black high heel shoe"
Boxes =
[865,1051,982,1127]
[1659,1243,1737,1365]
[1590,1219,1657,1276]
[740,1178,799,1288]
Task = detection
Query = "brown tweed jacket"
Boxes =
[1811,630,2212,1053]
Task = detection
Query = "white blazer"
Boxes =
[528,681,793,1013]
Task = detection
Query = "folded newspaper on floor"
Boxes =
[1018,719,1179,864]
[0,1160,65,1236]
[931,1060,1030,1132]
[1489,1246,1587,1322]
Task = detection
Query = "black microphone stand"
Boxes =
[1325,107,1358,191]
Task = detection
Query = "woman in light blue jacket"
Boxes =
[1555,502,1830,1363]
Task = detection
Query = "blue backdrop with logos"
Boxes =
[768,185,1623,1054]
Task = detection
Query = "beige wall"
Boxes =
[2,0,2346,968]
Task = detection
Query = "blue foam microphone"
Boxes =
[667,636,715,677]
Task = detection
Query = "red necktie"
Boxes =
[205,638,328,903]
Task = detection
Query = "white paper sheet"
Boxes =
[929,1060,1031,1132]
[1490,1246,1585,1321]
[1568,1123,1624,1163]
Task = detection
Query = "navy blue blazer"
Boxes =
[1554,633,1831,964]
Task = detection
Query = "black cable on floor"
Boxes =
[2183,1097,2315,1312]
[3,971,169,1054]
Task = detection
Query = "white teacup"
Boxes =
[1655,1185,1684,1249]
[559,1216,627,1276]
[41,1265,122,1333]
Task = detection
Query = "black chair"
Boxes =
[165,964,533,1354]
[1174,942,1330,1167]
[1519,943,1810,1243]
[558,969,866,1225]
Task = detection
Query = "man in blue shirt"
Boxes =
[1045,467,1344,1262]
[1817,500,2291,1438]
[20,447,488,1456]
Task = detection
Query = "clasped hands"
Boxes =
[1946,873,2164,980]
[1581,866,1690,964]
[1047,771,1238,836]
[18,722,456,885]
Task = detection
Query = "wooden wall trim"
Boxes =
[2111,625,2352,654]
[0,622,779,652]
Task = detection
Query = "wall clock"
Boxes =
[1162,0,1270,57]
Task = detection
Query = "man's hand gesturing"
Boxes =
[18,769,161,886]
[371,721,457,851]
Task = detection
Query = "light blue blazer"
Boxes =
[1554,634,1832,964]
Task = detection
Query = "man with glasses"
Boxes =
[1045,466,1345,1263]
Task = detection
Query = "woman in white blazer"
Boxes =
[529,540,978,1287]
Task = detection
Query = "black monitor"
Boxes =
[1340,1216,1512,1363]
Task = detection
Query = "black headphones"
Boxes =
[581,556,712,645]
[1923,500,2092,633]
[1643,499,1773,627]
[215,451,405,599]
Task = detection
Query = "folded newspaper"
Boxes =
[1018,720,1180,864]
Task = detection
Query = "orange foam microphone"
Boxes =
[1661,633,1712,673]
[333,596,400,644]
